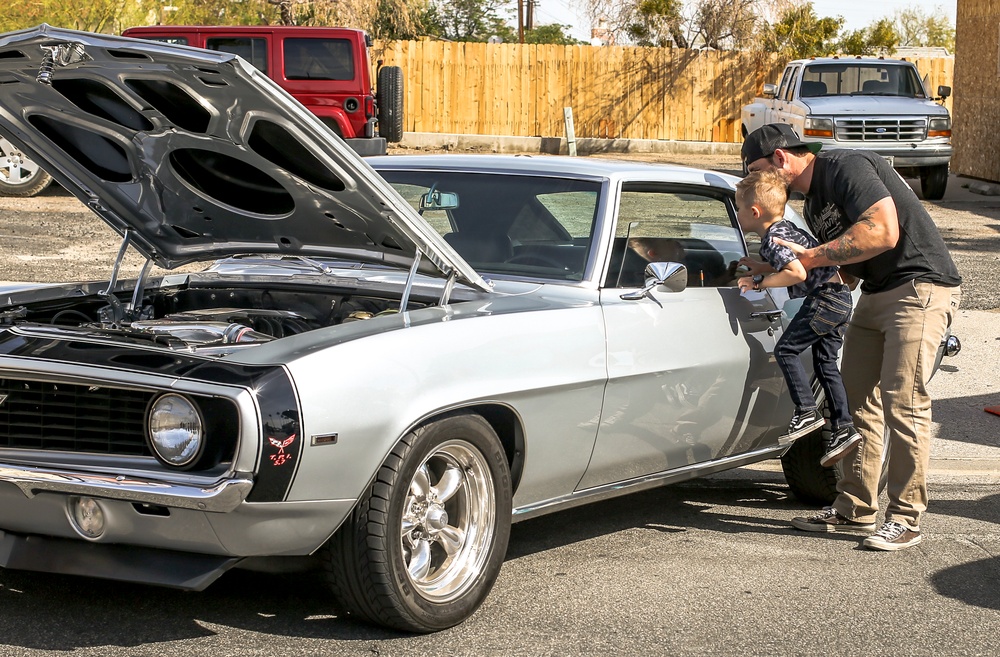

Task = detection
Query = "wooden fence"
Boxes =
[373,41,954,144]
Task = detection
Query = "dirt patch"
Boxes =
[1,150,996,310]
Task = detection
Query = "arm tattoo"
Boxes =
[819,211,877,263]
[820,235,864,263]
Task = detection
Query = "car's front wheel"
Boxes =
[324,413,512,632]
[920,164,948,200]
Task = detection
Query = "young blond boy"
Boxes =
[735,170,860,466]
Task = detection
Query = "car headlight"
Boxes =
[804,117,834,138]
[147,393,204,468]
[928,117,951,138]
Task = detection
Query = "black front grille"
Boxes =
[0,378,154,455]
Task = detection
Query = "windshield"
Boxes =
[378,170,602,281]
[800,63,925,98]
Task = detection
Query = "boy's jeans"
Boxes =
[774,283,854,430]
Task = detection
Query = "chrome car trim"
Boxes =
[512,445,787,521]
[0,463,254,513]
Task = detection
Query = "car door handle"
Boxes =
[750,310,783,323]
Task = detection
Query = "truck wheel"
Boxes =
[0,135,52,197]
[377,66,404,143]
[324,413,511,632]
[920,164,948,201]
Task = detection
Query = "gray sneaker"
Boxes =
[863,521,922,551]
[790,507,877,533]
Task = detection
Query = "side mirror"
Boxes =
[419,190,460,211]
[937,85,951,100]
[620,262,687,300]
[762,83,777,99]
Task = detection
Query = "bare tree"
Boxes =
[693,0,758,49]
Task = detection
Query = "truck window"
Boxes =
[776,67,793,100]
[284,38,355,81]
[783,66,800,101]
[206,37,268,75]
[801,64,925,98]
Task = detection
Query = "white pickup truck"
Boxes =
[741,57,952,200]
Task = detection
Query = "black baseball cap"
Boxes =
[741,123,822,166]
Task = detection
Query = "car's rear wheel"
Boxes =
[0,134,52,197]
[324,413,511,632]
[377,66,404,143]
[920,164,948,200]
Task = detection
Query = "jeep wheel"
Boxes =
[377,66,404,143]
[920,164,948,201]
[324,413,512,632]
[0,135,52,197]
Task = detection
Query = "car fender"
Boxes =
[251,296,608,515]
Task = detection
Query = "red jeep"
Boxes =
[0,25,403,197]
[121,25,403,157]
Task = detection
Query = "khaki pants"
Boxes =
[833,281,960,530]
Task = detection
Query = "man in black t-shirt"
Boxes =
[742,123,962,551]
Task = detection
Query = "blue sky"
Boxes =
[532,0,958,44]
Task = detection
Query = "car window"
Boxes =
[206,37,268,75]
[378,170,601,281]
[605,185,744,289]
[284,38,355,81]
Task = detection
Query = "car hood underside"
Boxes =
[0,25,488,290]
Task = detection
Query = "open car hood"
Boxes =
[0,25,490,291]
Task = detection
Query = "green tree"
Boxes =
[836,18,898,56]
[758,4,843,58]
[421,0,515,42]
[524,24,586,45]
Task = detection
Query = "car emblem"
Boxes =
[268,434,296,466]
[875,127,887,133]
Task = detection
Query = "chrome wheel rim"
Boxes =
[401,439,496,602]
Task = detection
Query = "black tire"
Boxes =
[324,412,512,632]
[920,164,948,201]
[781,398,889,506]
[377,66,404,143]
[0,134,52,197]
[780,426,840,506]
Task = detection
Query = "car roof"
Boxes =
[370,154,740,189]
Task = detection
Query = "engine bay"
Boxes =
[0,282,428,355]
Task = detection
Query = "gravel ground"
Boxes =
[1,149,997,311]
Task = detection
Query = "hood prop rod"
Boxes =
[98,229,133,326]
[399,250,422,314]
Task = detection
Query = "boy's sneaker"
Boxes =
[863,521,922,551]
[790,507,877,533]
[820,426,862,467]
[779,409,824,443]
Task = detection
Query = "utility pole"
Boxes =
[517,0,524,43]
[526,0,534,31]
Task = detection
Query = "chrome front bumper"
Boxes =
[0,463,253,513]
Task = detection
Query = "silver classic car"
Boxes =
[0,26,942,633]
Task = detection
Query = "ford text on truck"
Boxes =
[741,57,952,200]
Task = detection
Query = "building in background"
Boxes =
[951,3,999,183]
